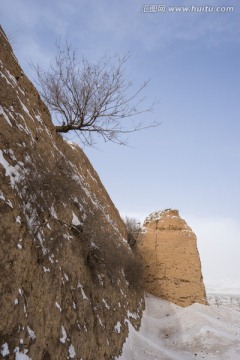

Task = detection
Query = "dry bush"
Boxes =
[17,154,79,233]
[124,253,144,292]
[77,223,144,293]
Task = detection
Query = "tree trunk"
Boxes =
[55,125,73,133]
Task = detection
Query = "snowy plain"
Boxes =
[117,281,240,360]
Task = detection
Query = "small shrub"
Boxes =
[124,252,144,292]
[77,223,144,293]
[17,154,78,231]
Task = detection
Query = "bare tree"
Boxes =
[33,41,158,146]
[123,216,142,247]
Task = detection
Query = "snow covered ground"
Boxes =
[117,283,240,360]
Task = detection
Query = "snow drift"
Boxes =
[117,292,240,360]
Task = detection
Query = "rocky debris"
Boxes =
[0,26,143,360]
[138,209,207,307]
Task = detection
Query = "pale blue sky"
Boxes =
[1,0,239,285]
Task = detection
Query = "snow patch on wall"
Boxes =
[72,212,82,226]
[0,343,9,357]
[102,299,110,309]
[14,347,31,360]
[55,302,62,312]
[77,282,88,300]
[27,326,36,340]
[68,344,76,358]
[114,321,121,334]
[0,105,12,126]
[60,326,67,344]
[0,150,21,187]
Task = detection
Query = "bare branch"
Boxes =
[32,41,159,146]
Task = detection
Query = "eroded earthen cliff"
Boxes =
[138,209,207,307]
[0,26,143,359]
